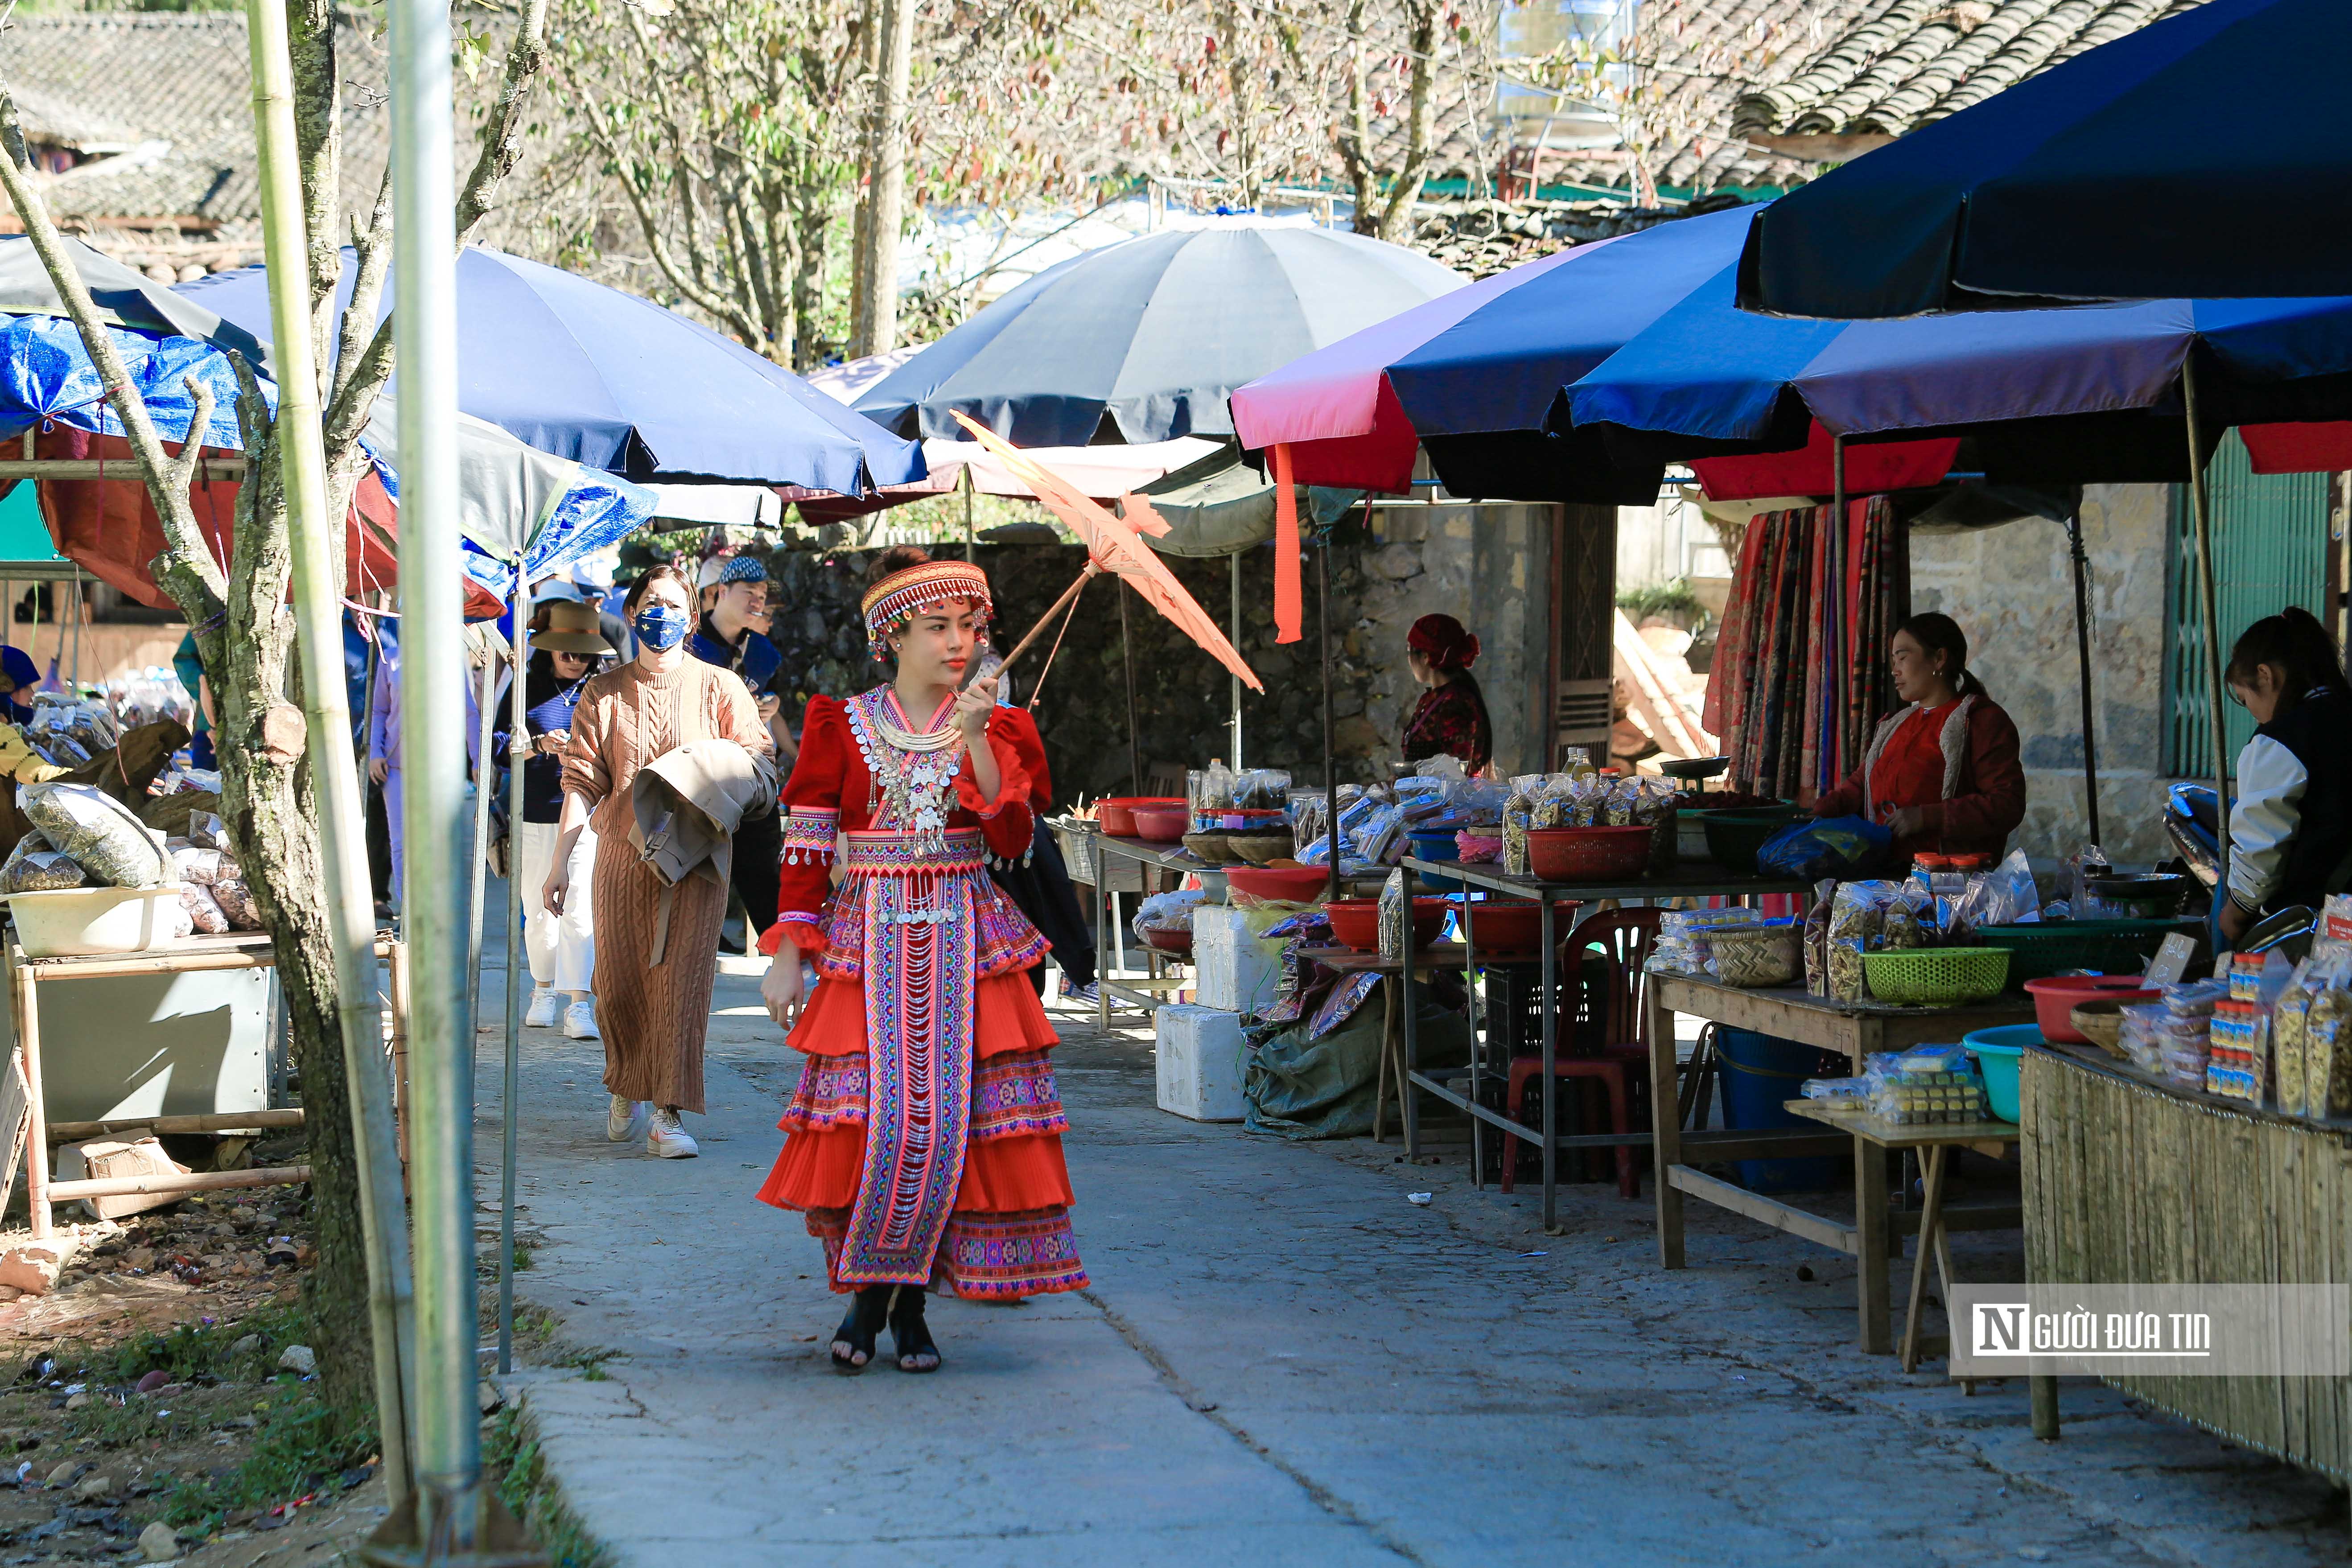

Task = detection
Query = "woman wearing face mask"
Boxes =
[546,564,772,1158]
[2217,606,2352,947]
[754,546,1084,1376]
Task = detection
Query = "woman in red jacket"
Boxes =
[754,547,1083,1377]
[1812,613,2026,859]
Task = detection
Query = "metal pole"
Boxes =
[242,0,413,1509]
[387,0,480,1548]
[467,648,497,993]
[1118,579,1141,795]
[963,467,975,562]
[2065,511,2103,847]
[499,577,530,1374]
[1830,435,1845,791]
[1320,537,1338,908]
[2181,361,2231,876]
[1229,549,1243,770]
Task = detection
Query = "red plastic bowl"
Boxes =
[1526,825,1653,883]
[1325,897,1447,953]
[1226,865,1331,904]
[1097,796,1181,838]
[2025,974,2159,1043]
[1461,898,1544,956]
[1141,926,1194,958]
[1130,804,1190,843]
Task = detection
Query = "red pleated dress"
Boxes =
[753,689,1086,1299]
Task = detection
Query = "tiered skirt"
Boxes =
[754,968,1087,1298]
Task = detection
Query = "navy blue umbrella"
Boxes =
[179,248,924,494]
[855,223,1462,447]
[1738,0,2349,317]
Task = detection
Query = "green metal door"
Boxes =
[2167,432,2334,777]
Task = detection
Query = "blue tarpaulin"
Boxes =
[181,248,926,494]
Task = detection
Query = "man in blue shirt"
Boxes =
[690,554,791,950]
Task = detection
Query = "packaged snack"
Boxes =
[2308,987,2352,1118]
[1634,779,1679,873]
[187,810,235,854]
[2274,959,2324,1115]
[169,846,226,885]
[1803,879,1837,998]
[0,837,87,893]
[209,873,263,930]
[1376,869,1408,961]
[1883,879,1934,951]
[178,881,230,934]
[1501,775,1546,877]
[19,782,172,888]
[1826,880,1899,1004]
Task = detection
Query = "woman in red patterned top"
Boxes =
[1400,613,1493,774]
[754,547,1083,1376]
[1812,613,2025,859]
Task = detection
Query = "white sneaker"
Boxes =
[606,1095,649,1143]
[647,1107,698,1159]
[524,988,560,1029]
[563,1001,601,1040]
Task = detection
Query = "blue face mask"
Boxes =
[633,604,690,652]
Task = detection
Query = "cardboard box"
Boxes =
[55,1136,189,1221]
[1155,1004,1248,1122]
[1192,905,1289,1016]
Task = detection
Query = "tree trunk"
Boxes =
[213,394,376,1423]
[1375,0,1440,244]
[1211,0,1260,209]
[791,177,831,372]
[1339,0,1374,235]
[854,0,916,357]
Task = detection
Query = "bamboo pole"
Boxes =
[242,0,415,1510]
[1230,549,1243,770]
[2180,361,2231,877]
[386,0,482,1547]
[1119,578,1141,795]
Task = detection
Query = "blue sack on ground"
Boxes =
[1756,815,1891,880]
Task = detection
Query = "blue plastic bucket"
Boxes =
[1716,1027,1843,1193]
[1407,829,1464,892]
[1963,1024,2041,1124]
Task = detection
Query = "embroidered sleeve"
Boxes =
[958,711,1038,866]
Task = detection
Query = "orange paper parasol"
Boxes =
[949,413,1263,692]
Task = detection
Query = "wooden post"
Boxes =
[14,960,48,1239]
[1648,970,1683,1268]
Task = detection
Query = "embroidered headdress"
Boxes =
[861,560,993,646]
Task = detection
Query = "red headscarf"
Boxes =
[1408,613,1480,673]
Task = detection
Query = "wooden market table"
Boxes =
[1293,943,1467,1144]
[1074,823,1384,1030]
[2020,1039,2352,1475]
[12,931,408,1238]
[1785,1098,2022,1370]
[1392,856,1812,1233]
[1646,974,2033,1352]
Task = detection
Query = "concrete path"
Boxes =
[471,922,2342,1566]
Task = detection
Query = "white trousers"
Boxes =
[513,818,597,994]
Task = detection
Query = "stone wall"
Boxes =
[754,500,1555,808]
[1907,482,2178,866]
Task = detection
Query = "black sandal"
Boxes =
[889,1287,941,1374]
[830,1286,891,1375]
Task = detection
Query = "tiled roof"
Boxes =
[1730,0,2208,155]
[0,12,388,226]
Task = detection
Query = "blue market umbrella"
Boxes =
[1737,0,2350,317]
[179,248,924,494]
[855,222,1463,447]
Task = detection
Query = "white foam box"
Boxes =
[1155,1003,1248,1122]
[1192,905,1290,1015]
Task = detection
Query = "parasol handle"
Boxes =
[995,561,1103,671]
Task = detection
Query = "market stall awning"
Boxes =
[179,247,925,495]
[1566,247,2352,485]
[855,222,1463,448]
[1735,0,2347,316]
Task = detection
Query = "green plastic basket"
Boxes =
[1861,947,2012,1005]
[1973,919,2196,984]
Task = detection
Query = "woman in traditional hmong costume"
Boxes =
[755,547,1086,1374]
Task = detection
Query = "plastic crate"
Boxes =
[1053,819,1144,893]
[1481,963,1607,1066]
